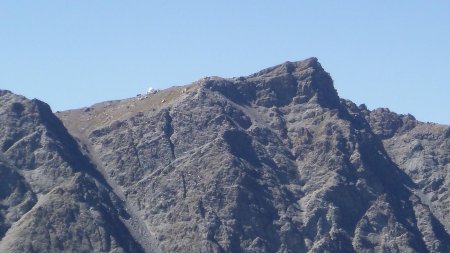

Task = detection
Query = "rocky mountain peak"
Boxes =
[0,59,449,253]
[0,89,12,96]
[248,57,320,77]
[201,57,340,108]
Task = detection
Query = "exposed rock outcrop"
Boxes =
[0,58,448,252]
[0,91,145,253]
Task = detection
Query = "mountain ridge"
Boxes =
[0,58,449,252]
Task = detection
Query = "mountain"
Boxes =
[0,58,449,253]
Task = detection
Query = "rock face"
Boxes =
[0,58,449,253]
[0,91,145,253]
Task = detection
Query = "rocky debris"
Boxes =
[0,57,449,252]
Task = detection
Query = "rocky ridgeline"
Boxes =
[0,58,449,253]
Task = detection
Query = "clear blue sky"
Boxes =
[1,1,449,124]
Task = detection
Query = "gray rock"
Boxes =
[0,58,448,252]
[0,91,145,253]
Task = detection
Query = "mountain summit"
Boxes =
[1,58,449,253]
